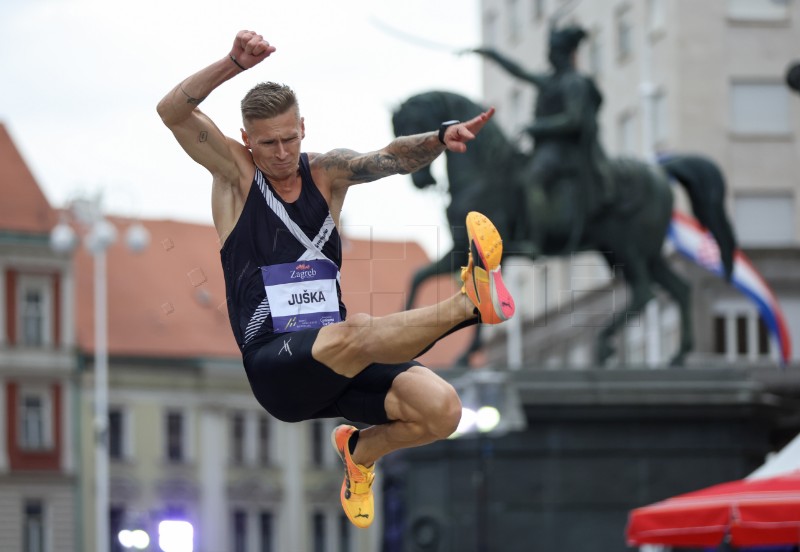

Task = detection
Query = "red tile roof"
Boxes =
[0,123,57,234]
[74,217,472,367]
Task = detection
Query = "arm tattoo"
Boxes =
[321,134,443,184]
[179,82,206,105]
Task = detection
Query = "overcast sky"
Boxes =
[0,0,483,257]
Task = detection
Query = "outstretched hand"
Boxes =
[457,47,491,57]
[230,30,276,70]
[442,107,496,153]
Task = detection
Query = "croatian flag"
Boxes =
[667,211,792,365]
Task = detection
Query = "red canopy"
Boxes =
[627,470,800,547]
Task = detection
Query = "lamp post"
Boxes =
[51,196,149,552]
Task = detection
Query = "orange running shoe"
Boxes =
[460,211,516,324]
[331,425,375,528]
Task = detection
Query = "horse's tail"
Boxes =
[659,154,737,281]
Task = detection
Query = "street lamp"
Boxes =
[449,369,526,439]
[50,196,149,552]
[118,529,150,550]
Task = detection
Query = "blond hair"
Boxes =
[240,82,299,122]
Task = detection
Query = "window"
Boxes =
[652,89,668,145]
[339,513,352,552]
[713,309,771,360]
[22,289,44,346]
[728,0,789,21]
[532,0,545,21]
[230,412,245,465]
[647,0,665,32]
[615,7,633,61]
[23,500,45,552]
[165,411,184,463]
[714,316,726,354]
[110,506,125,552]
[233,510,247,552]
[588,31,602,78]
[109,408,124,460]
[310,420,325,467]
[507,0,523,43]
[730,82,791,135]
[734,193,795,246]
[618,111,637,154]
[19,390,51,450]
[484,10,498,48]
[312,512,326,552]
[259,512,273,552]
[17,275,52,348]
[258,415,270,466]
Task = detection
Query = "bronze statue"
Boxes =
[787,61,800,94]
[471,26,613,253]
[392,90,736,366]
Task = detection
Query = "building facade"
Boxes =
[477,0,800,367]
[0,124,78,552]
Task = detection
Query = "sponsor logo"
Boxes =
[320,316,336,326]
[290,266,317,280]
[278,338,292,356]
[313,228,330,248]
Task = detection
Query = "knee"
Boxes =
[424,384,463,440]
[316,313,375,360]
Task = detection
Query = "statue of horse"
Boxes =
[392,90,736,366]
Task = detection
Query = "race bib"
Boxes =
[261,259,341,333]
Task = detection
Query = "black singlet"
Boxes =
[220,153,347,354]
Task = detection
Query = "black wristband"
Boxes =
[438,120,460,144]
[229,54,247,71]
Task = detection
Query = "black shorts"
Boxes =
[242,328,420,425]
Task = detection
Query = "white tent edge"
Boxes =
[747,431,800,480]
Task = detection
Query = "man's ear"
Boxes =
[300,117,305,140]
[240,128,250,148]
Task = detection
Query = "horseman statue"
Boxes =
[471,26,613,255]
[393,25,739,366]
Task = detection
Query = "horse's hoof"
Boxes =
[595,343,615,366]
[668,353,687,367]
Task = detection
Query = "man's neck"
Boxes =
[270,171,302,202]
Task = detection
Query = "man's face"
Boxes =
[242,107,305,181]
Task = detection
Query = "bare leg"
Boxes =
[349,365,462,467]
[312,292,476,378]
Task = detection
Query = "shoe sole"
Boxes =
[466,211,502,271]
[466,212,515,322]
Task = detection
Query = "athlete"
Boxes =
[157,29,516,528]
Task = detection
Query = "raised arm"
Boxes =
[313,107,495,190]
[308,107,494,220]
[471,48,550,88]
[156,30,276,178]
[157,31,276,240]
